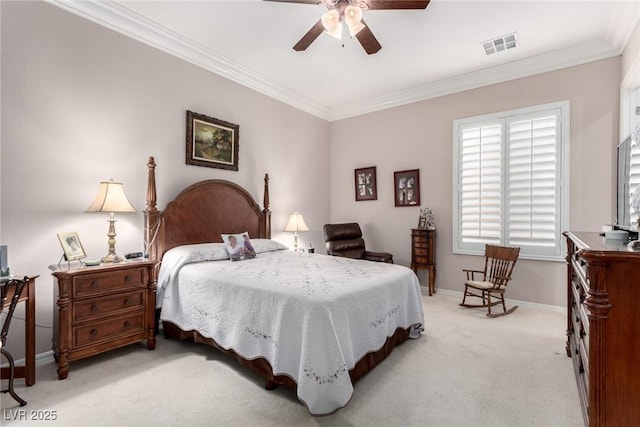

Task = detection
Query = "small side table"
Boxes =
[0,275,38,386]
[51,260,157,380]
[410,229,436,295]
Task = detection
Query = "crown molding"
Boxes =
[606,0,640,54]
[45,0,628,123]
[329,39,619,121]
[44,0,331,120]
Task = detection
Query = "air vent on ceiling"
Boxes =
[482,32,518,55]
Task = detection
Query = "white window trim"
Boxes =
[452,101,570,261]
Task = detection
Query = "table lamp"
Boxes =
[86,179,136,262]
[284,212,309,252]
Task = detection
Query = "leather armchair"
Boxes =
[323,223,393,263]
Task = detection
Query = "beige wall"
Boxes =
[0,1,329,358]
[329,57,621,307]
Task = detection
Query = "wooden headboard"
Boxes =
[143,157,271,262]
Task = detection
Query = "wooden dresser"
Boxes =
[51,260,157,380]
[410,228,436,295]
[563,231,640,426]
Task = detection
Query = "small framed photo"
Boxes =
[57,232,87,261]
[418,217,427,230]
[186,110,239,171]
[394,169,420,207]
[354,166,377,201]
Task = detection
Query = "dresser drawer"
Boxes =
[73,268,146,298]
[413,256,429,264]
[73,290,145,322]
[413,236,428,244]
[413,247,429,256]
[73,312,145,347]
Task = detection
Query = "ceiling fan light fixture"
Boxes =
[344,5,365,36]
[321,9,342,39]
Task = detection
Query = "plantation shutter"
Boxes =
[507,110,561,256]
[453,101,568,260]
[459,121,503,248]
[630,140,640,223]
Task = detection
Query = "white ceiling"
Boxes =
[48,0,639,120]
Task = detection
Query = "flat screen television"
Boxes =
[617,134,639,229]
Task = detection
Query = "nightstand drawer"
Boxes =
[414,256,429,264]
[413,236,427,244]
[73,268,146,298]
[73,290,145,322]
[74,312,145,347]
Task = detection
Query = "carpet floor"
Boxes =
[1,292,583,426]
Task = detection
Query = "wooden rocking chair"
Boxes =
[460,245,520,318]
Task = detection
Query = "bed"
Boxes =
[144,157,424,415]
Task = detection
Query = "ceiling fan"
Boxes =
[264,0,430,55]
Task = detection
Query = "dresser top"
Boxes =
[49,259,157,277]
[564,231,640,261]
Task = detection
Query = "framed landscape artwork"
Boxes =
[354,166,377,201]
[394,169,420,207]
[186,110,239,171]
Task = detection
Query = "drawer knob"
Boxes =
[90,329,98,336]
[124,275,132,282]
[124,298,130,306]
[124,321,131,328]
[91,281,98,289]
[91,305,98,313]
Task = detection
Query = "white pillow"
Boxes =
[251,239,289,254]
[162,243,229,264]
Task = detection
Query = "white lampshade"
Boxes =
[284,212,310,233]
[344,5,365,36]
[86,180,136,213]
[86,179,135,263]
[321,9,342,40]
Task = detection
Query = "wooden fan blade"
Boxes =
[262,0,321,4]
[364,0,430,10]
[293,20,325,51]
[355,20,382,54]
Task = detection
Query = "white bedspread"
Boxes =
[157,246,424,415]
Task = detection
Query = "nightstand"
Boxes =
[410,228,436,296]
[51,260,157,380]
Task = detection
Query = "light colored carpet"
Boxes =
[1,292,583,427]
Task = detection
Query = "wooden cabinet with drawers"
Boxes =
[51,260,157,380]
[410,228,436,296]
[564,231,640,426]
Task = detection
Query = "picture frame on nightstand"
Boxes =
[418,217,427,230]
[56,232,86,261]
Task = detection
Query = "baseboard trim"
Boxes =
[0,350,55,369]
[421,286,567,314]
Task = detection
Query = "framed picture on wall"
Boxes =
[57,232,87,261]
[394,169,420,207]
[354,166,377,201]
[186,110,239,171]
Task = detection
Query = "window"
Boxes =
[453,101,569,260]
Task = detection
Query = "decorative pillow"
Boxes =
[251,239,289,254]
[221,232,256,261]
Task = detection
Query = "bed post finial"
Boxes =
[263,173,271,239]
[146,156,157,213]
[144,156,160,261]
